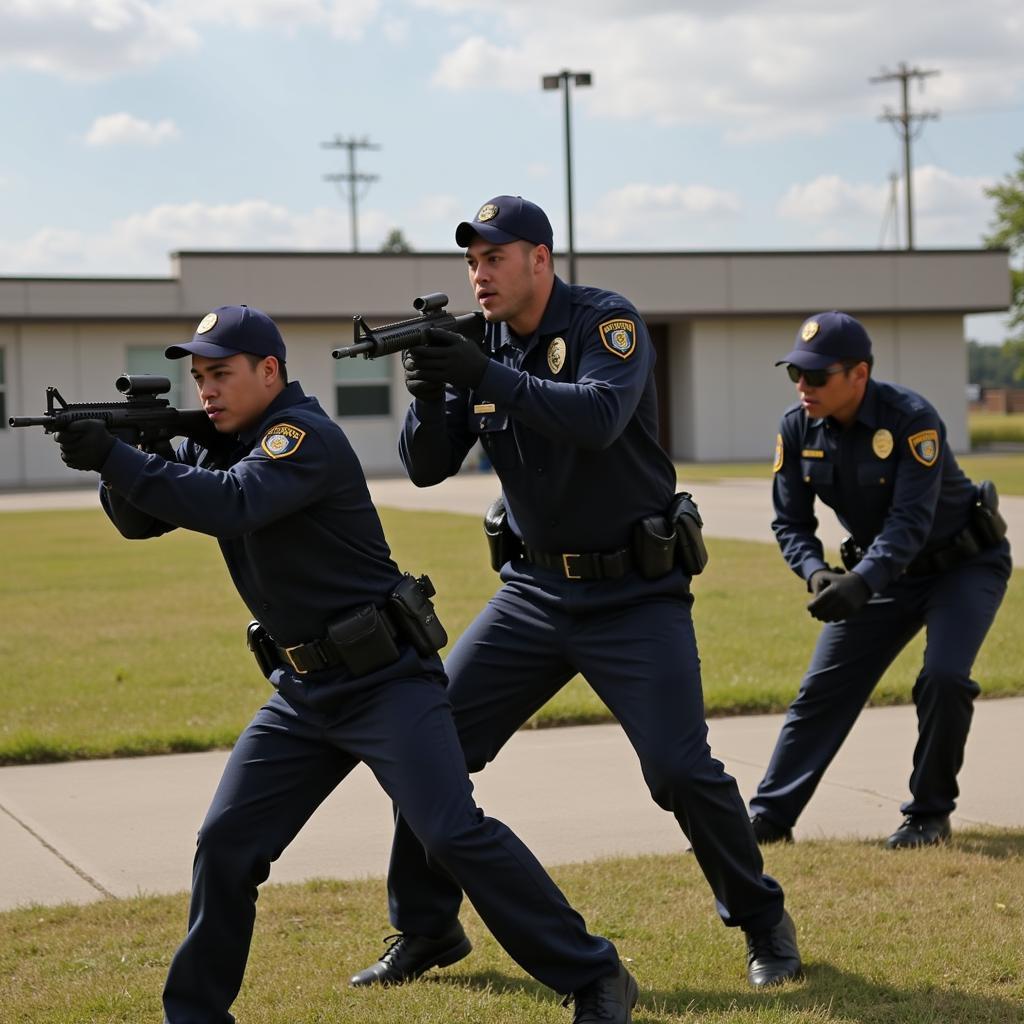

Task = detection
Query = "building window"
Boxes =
[335,356,391,418]
[0,348,6,428]
[125,346,181,406]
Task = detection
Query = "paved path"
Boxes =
[0,474,1020,912]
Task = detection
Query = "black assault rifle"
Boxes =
[332,292,485,360]
[9,374,220,448]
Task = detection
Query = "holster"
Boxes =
[387,573,448,657]
[670,491,709,575]
[325,603,400,676]
[972,480,1007,547]
[483,494,523,572]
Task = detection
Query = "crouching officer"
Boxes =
[351,196,803,991]
[53,304,638,1024]
[749,312,1011,849]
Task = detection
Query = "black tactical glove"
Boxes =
[808,567,844,596]
[807,570,871,622]
[140,438,176,461]
[403,347,446,403]
[55,419,116,472]
[408,326,490,390]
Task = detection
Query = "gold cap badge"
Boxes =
[477,203,499,222]
[196,313,218,334]
[801,320,819,342]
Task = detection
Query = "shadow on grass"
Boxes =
[448,963,1023,1023]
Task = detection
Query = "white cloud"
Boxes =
[166,0,381,40]
[425,1,1024,140]
[776,165,996,247]
[0,0,197,78]
[582,182,742,247]
[85,113,180,147]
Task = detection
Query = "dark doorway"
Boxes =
[650,323,671,453]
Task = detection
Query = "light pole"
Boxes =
[541,69,591,284]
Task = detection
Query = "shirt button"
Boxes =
[536,467,545,475]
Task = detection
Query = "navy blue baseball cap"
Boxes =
[775,311,872,371]
[455,195,554,249]
[165,305,286,362]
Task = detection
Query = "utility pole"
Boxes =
[870,63,939,250]
[321,135,379,252]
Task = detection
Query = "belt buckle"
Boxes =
[282,644,309,675]
[561,553,582,580]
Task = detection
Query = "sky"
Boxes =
[1,0,1022,340]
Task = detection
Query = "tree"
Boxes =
[984,149,1024,335]
[380,228,413,253]
[967,339,1024,386]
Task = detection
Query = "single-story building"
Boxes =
[0,247,1010,488]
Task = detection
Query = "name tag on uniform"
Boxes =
[473,402,496,414]
[801,449,825,459]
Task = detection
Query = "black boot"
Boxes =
[563,962,638,1023]
[750,814,794,845]
[885,814,951,849]
[744,910,803,987]
[349,922,472,987]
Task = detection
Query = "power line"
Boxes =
[321,135,380,252]
[870,62,940,250]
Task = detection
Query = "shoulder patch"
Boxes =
[260,422,307,460]
[598,318,637,359]
[773,433,784,473]
[907,429,940,467]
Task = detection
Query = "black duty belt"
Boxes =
[521,544,633,580]
[273,605,400,675]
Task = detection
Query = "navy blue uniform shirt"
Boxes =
[400,276,676,553]
[98,381,403,647]
[772,378,976,594]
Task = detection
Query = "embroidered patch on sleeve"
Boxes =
[773,433,784,473]
[907,429,940,467]
[598,319,637,359]
[260,422,307,459]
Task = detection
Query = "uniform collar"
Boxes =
[852,378,879,429]
[238,381,307,446]
[492,276,571,355]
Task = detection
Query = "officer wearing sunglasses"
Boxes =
[749,311,1011,851]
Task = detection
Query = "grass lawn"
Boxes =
[1,833,1021,1022]
[0,506,1020,764]
[969,411,1024,448]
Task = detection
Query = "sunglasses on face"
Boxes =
[786,364,847,387]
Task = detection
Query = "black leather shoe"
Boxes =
[745,910,803,988]
[750,814,794,845]
[348,923,471,987]
[885,814,951,849]
[563,962,638,1023]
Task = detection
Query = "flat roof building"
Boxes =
[0,247,1010,488]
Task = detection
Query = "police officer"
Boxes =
[53,303,639,1024]
[749,311,1012,849]
[350,196,803,990]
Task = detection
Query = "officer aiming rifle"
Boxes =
[333,292,485,360]
[10,374,220,449]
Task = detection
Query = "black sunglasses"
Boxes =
[786,364,847,387]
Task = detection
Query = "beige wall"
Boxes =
[0,248,1007,487]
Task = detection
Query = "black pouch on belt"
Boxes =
[670,491,709,575]
[483,494,522,573]
[971,480,1008,547]
[326,604,401,676]
[246,620,278,678]
[388,573,449,656]
[632,514,678,579]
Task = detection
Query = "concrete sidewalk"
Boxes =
[2,697,1022,912]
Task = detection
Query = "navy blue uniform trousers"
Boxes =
[386,573,785,937]
[751,542,1011,828]
[162,675,617,1024]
